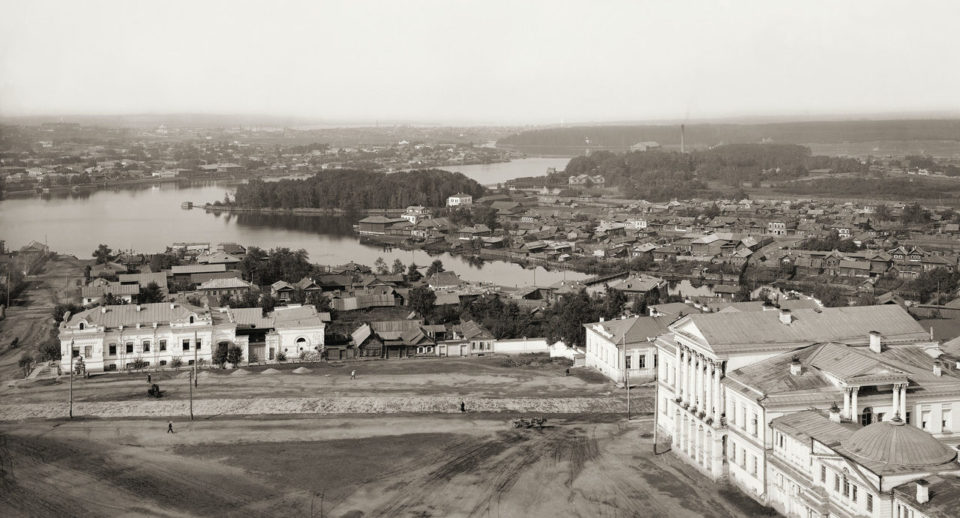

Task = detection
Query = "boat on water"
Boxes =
[181,201,193,209]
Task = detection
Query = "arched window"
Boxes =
[189,316,195,324]
[296,337,307,351]
[860,407,872,426]
[79,323,85,330]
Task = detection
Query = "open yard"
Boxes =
[0,415,773,517]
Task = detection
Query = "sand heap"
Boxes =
[261,368,282,375]
[292,367,311,374]
[230,369,251,376]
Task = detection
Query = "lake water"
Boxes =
[436,157,569,185]
[0,158,584,287]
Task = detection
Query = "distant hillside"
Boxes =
[498,119,960,155]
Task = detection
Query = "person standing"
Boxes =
[148,373,152,383]
[460,400,466,413]
[351,369,356,380]
[167,420,174,433]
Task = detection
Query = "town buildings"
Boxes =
[654,304,960,516]
[584,315,671,382]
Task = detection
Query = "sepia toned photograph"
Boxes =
[2,1,960,516]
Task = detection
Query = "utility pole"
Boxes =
[194,330,198,387]
[189,371,194,420]
[623,334,630,421]
[69,339,74,419]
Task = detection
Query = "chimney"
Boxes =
[916,479,930,504]
[869,331,882,353]
[829,403,841,423]
[136,304,142,312]
[790,356,802,376]
[170,303,176,309]
[779,309,793,325]
[933,361,943,377]
[100,306,107,314]
[599,317,604,322]
[680,124,686,154]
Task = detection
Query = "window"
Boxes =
[834,474,840,492]
[776,432,785,449]
[842,477,849,497]
[942,406,952,431]
[159,340,167,351]
[776,473,783,489]
[867,494,873,512]
[79,322,85,330]
[751,412,759,437]
[653,352,658,367]
[638,355,646,369]
[731,442,737,463]
[196,338,202,350]
[922,409,931,431]
[750,455,757,476]
[820,465,826,483]
[72,348,80,358]
[142,341,150,353]
[84,346,92,358]
[160,360,167,366]
[661,398,668,414]
[625,356,632,369]
[108,344,117,356]
[126,342,134,354]
[860,407,872,426]
[851,485,857,502]
[183,339,190,351]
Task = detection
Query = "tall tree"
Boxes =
[408,286,436,317]
[93,244,113,264]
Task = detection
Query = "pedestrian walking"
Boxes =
[350,369,356,380]
[460,400,466,413]
[147,373,152,383]
[565,368,570,376]
[167,420,174,433]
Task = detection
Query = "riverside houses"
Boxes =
[653,303,960,514]
[59,302,326,372]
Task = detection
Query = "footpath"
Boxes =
[0,395,629,420]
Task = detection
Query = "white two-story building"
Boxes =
[584,315,671,382]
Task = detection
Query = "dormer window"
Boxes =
[78,322,85,330]
[189,316,195,324]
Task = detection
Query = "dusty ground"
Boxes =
[0,255,83,382]
[0,415,773,518]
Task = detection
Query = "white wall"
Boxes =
[493,338,550,354]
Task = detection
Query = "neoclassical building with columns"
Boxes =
[655,305,935,482]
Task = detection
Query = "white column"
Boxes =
[712,432,723,477]
[843,388,851,420]
[694,354,703,412]
[714,363,722,422]
[674,410,682,449]
[705,362,713,419]
[900,385,907,420]
[851,388,859,423]
[674,347,682,394]
[687,350,695,405]
[892,384,900,420]
[694,424,700,463]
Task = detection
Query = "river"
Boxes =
[0,158,582,287]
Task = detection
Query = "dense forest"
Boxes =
[498,120,960,154]
[232,169,485,210]
[529,144,865,201]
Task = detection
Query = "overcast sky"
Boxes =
[1,0,958,125]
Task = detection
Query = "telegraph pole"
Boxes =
[189,371,194,420]
[193,330,198,387]
[69,339,74,419]
[623,334,630,421]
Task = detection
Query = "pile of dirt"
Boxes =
[292,367,311,374]
[230,369,251,376]
[261,368,282,375]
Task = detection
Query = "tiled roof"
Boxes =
[66,302,207,329]
[840,420,957,473]
[586,316,671,346]
[771,410,857,446]
[197,277,252,290]
[673,305,928,354]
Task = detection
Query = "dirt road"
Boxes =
[0,416,773,517]
[0,255,83,382]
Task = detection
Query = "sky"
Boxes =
[1,0,959,125]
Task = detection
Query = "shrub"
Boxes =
[248,350,259,363]
[226,345,243,365]
[276,350,287,362]
[18,353,35,378]
[131,357,148,371]
[171,356,183,368]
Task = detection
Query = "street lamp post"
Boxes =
[189,370,194,420]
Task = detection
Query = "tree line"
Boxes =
[231,169,485,210]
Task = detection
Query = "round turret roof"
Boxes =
[841,419,956,470]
